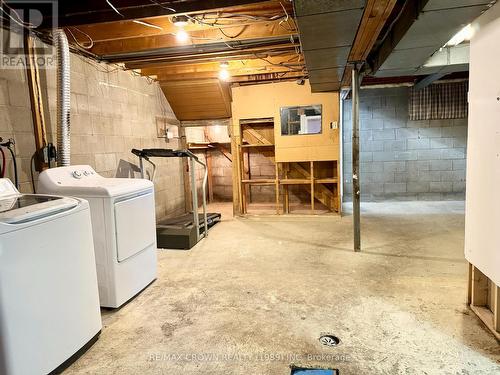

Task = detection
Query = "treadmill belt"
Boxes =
[158,212,221,228]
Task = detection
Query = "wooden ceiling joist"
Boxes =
[42,0,272,28]
[87,20,296,56]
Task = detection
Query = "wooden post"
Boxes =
[179,126,192,212]
[310,161,315,214]
[494,285,500,331]
[24,34,48,172]
[230,134,240,215]
[471,266,488,306]
[206,150,213,203]
[352,65,361,252]
[284,162,289,214]
[275,162,280,214]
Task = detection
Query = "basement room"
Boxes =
[0,0,499,374]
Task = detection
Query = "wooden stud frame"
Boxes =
[468,263,500,340]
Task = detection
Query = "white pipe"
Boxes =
[54,29,71,166]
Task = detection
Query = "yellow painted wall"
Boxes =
[231,80,340,162]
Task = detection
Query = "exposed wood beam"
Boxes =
[142,54,302,76]
[348,0,397,62]
[341,0,398,87]
[368,0,430,74]
[123,43,297,68]
[41,0,271,28]
[70,2,292,43]
[88,21,296,55]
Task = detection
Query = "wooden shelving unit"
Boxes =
[235,118,340,216]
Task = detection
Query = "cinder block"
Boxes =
[452,118,468,127]
[361,118,383,130]
[361,140,384,152]
[395,172,409,183]
[384,161,406,173]
[442,126,467,138]
[360,161,384,173]
[453,181,466,193]
[407,120,430,128]
[418,171,441,182]
[383,140,406,152]
[383,119,406,129]
[407,160,430,172]
[429,160,452,171]
[440,148,465,159]
[394,151,417,161]
[418,192,443,201]
[418,149,442,160]
[429,181,453,193]
[360,152,373,162]
[418,127,441,138]
[452,159,466,170]
[453,137,467,148]
[441,170,466,182]
[396,128,419,139]
[408,138,430,150]
[7,80,29,107]
[429,119,452,128]
[372,107,396,120]
[430,138,454,149]
[407,181,430,193]
[384,182,406,193]
[372,129,395,140]
[372,151,395,162]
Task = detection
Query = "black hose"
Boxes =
[6,145,18,189]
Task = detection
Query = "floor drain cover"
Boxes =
[319,334,340,347]
[291,367,339,375]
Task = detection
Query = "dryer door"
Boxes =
[114,192,156,262]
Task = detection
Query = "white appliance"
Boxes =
[38,165,158,308]
[0,178,101,375]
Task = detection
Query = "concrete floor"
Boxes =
[65,201,500,375]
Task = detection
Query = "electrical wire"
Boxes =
[106,0,124,17]
[0,147,5,178]
[1,142,18,189]
[66,27,94,49]
[0,0,35,29]
[30,153,36,193]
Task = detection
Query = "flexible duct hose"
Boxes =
[54,29,71,166]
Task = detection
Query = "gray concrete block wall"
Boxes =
[0,36,185,220]
[343,87,467,201]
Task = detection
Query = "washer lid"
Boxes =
[0,194,79,224]
[38,165,153,198]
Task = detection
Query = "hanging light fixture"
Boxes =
[172,15,189,27]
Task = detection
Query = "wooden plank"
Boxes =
[24,35,48,172]
[231,134,241,215]
[494,285,500,332]
[90,21,297,55]
[472,266,489,307]
[310,161,315,214]
[242,179,276,184]
[275,162,279,214]
[279,179,311,185]
[467,262,473,305]
[470,305,500,341]
[283,163,289,214]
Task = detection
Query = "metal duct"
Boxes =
[294,0,365,92]
[53,29,71,166]
[374,0,493,77]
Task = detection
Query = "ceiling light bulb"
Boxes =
[218,69,230,81]
[445,24,474,47]
[172,15,189,27]
[176,29,189,42]
[220,62,229,69]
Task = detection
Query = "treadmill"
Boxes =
[132,148,221,249]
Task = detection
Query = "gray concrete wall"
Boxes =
[0,37,185,220]
[343,86,467,201]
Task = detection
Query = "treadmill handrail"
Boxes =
[131,148,208,241]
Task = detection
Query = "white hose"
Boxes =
[54,29,71,166]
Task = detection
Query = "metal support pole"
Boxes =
[352,65,361,252]
[190,157,200,243]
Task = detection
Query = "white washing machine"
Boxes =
[38,165,158,308]
[0,178,102,375]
